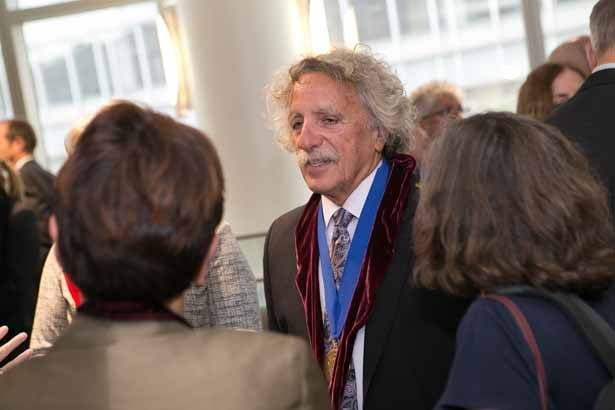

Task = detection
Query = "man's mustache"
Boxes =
[296,147,339,166]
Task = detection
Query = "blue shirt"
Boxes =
[437,290,615,410]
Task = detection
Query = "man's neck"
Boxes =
[595,49,615,68]
[12,152,32,170]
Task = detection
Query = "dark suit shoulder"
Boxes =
[19,160,54,182]
[263,205,308,335]
[268,205,306,237]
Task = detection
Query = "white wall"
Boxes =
[176,0,311,236]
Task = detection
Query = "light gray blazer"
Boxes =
[30,222,261,354]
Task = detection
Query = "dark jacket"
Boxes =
[0,200,39,366]
[19,159,54,286]
[547,68,615,219]
[263,192,469,410]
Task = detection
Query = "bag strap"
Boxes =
[483,294,548,410]
[497,286,615,377]
[496,286,615,410]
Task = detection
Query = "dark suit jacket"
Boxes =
[547,68,615,218]
[19,159,54,285]
[264,193,469,410]
[1,315,329,410]
[0,202,38,366]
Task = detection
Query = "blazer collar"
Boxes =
[577,67,615,95]
[53,314,192,351]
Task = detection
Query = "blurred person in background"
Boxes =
[0,120,53,295]
[409,81,464,163]
[415,112,615,410]
[548,35,593,78]
[0,161,38,367]
[31,109,261,356]
[548,0,615,225]
[517,62,585,120]
[2,101,328,410]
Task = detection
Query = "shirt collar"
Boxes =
[321,160,383,226]
[14,155,33,171]
[592,63,615,74]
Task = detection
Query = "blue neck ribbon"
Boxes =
[317,160,390,340]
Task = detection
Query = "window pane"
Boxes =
[73,44,101,99]
[6,0,67,9]
[0,45,11,119]
[142,23,166,87]
[459,0,490,27]
[396,0,429,36]
[22,2,176,172]
[324,0,345,45]
[320,0,528,112]
[350,0,391,42]
[113,32,144,93]
[541,0,594,54]
[40,57,72,105]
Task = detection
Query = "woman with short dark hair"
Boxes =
[1,102,328,410]
[414,112,615,409]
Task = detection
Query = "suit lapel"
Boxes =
[362,194,414,396]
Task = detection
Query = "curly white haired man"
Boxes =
[264,48,469,410]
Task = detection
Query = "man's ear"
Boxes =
[373,129,385,153]
[586,41,598,70]
[192,233,219,286]
[11,136,26,152]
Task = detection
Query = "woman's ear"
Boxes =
[193,234,219,286]
[48,214,58,242]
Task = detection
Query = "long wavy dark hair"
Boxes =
[413,112,615,297]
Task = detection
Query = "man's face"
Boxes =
[0,122,14,163]
[419,93,463,140]
[289,72,384,205]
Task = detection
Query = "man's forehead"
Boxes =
[290,73,361,109]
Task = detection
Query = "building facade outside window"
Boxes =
[0,0,184,171]
[315,0,594,113]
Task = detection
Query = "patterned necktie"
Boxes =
[326,207,358,410]
[329,208,354,290]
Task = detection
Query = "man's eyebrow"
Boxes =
[314,107,342,117]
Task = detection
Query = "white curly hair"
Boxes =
[266,47,415,158]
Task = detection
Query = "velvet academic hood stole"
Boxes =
[294,154,416,409]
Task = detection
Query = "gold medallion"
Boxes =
[325,341,338,381]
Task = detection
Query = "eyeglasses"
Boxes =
[421,105,466,121]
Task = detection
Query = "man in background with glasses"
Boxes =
[409,81,464,164]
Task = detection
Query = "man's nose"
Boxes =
[295,120,322,151]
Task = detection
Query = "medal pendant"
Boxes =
[325,341,338,381]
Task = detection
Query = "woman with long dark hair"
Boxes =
[414,113,615,409]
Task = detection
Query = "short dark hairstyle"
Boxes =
[55,101,224,302]
[414,112,615,297]
[4,119,37,153]
[517,63,584,121]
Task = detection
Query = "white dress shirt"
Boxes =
[592,62,615,73]
[319,160,382,410]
